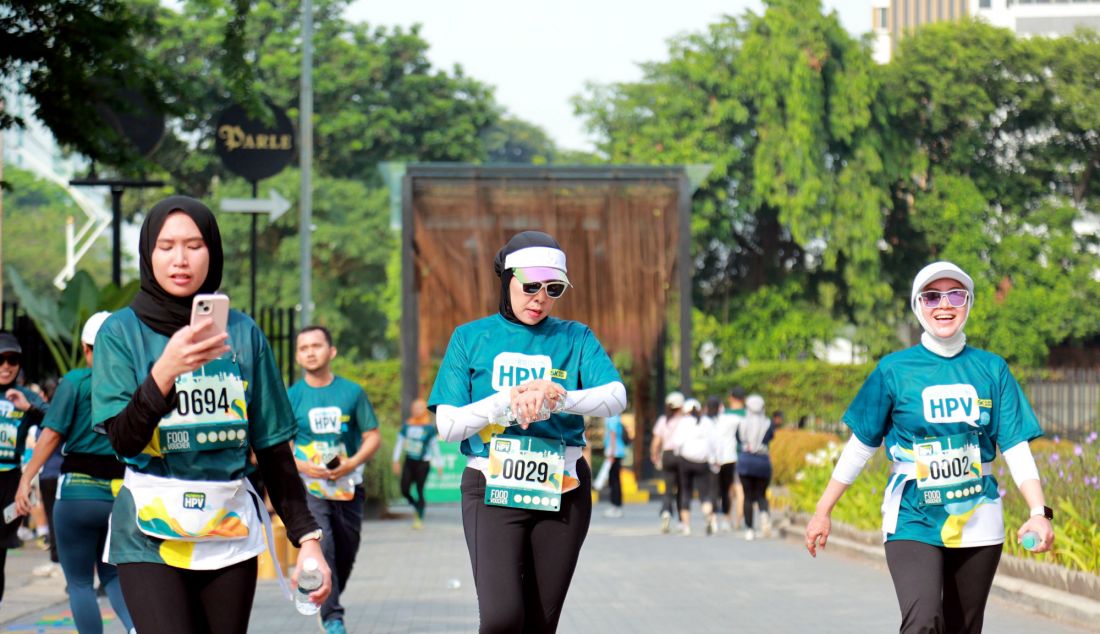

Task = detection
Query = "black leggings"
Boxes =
[678,459,713,511]
[740,474,770,529]
[401,457,431,518]
[659,451,679,515]
[717,463,736,516]
[461,458,592,633]
[0,467,21,603]
[884,540,1002,634]
[607,457,622,507]
[117,558,258,634]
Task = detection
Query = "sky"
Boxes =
[345,1,873,152]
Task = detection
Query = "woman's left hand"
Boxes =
[13,476,35,517]
[1017,515,1055,553]
[292,539,332,606]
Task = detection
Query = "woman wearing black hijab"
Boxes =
[91,196,331,633]
[429,231,627,632]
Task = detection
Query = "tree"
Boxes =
[576,0,891,352]
[481,116,557,164]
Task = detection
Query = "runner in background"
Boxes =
[601,414,627,518]
[715,388,745,532]
[0,331,47,605]
[290,325,381,634]
[430,231,626,633]
[805,261,1055,633]
[737,394,774,541]
[393,397,442,529]
[650,391,685,533]
[15,312,135,634]
[673,398,719,536]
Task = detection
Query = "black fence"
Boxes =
[2,301,297,387]
[1024,367,1100,441]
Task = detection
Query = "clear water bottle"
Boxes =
[1020,531,1042,551]
[491,398,566,426]
[295,557,323,615]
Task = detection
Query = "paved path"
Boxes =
[2,502,1090,633]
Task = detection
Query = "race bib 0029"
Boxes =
[914,430,983,506]
[484,435,565,512]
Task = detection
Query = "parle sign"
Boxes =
[214,102,295,183]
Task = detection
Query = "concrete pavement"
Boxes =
[2,501,1091,632]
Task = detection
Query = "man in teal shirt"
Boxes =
[289,326,380,634]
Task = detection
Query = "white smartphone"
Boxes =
[191,293,230,340]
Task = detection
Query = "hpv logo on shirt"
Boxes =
[491,353,553,391]
[309,407,343,435]
[921,384,980,426]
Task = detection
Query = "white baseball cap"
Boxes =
[664,391,685,409]
[81,311,112,346]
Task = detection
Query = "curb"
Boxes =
[779,514,1100,631]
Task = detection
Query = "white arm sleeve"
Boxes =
[434,391,512,443]
[1002,441,1040,487]
[429,436,443,467]
[391,434,405,463]
[830,434,879,485]
[561,381,627,418]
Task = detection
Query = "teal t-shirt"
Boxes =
[288,376,378,459]
[428,313,621,458]
[43,368,120,502]
[398,423,438,462]
[604,415,626,459]
[43,368,115,456]
[843,344,1042,547]
[0,385,46,472]
[92,308,297,566]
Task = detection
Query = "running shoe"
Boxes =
[32,562,60,577]
[719,519,732,533]
[603,506,623,518]
[706,516,718,536]
[660,511,672,534]
[323,619,347,634]
[412,516,424,530]
[744,528,755,541]
[679,524,691,537]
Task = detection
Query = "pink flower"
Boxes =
[1050,453,1060,463]
[998,487,1007,498]
[1087,431,1098,444]
[1074,444,1084,457]
[1053,435,1061,444]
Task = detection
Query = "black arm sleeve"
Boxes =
[255,441,319,547]
[104,375,178,457]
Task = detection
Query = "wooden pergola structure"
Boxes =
[401,165,694,475]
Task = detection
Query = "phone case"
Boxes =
[191,294,230,340]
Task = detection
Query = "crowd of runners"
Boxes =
[0,198,1056,634]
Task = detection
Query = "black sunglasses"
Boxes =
[520,281,568,299]
[0,353,22,366]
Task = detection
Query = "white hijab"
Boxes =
[738,394,770,454]
[910,261,974,358]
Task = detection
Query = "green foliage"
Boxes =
[481,117,557,164]
[0,167,113,298]
[7,267,138,373]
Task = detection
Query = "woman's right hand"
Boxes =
[509,379,565,428]
[151,319,230,394]
[805,512,831,558]
[14,476,35,517]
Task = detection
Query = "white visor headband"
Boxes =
[503,246,567,272]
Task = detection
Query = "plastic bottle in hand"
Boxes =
[295,557,323,615]
[1020,531,1042,552]
[491,398,566,426]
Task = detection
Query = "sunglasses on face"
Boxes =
[520,280,568,299]
[918,289,969,309]
[0,353,21,367]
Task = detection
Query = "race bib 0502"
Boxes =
[915,430,982,506]
[484,435,565,512]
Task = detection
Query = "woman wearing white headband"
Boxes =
[429,231,627,633]
[804,261,1054,633]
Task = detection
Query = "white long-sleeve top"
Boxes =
[673,414,719,465]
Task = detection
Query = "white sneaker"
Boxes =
[744,528,755,541]
[17,526,34,542]
[759,511,772,538]
[603,507,623,519]
[660,511,672,534]
[32,562,60,577]
[706,517,718,536]
[719,519,732,533]
[680,524,692,536]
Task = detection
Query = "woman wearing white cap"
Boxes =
[804,262,1054,633]
[672,397,720,535]
[650,390,685,533]
[430,231,627,633]
[15,312,135,634]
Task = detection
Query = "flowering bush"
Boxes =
[784,430,1100,574]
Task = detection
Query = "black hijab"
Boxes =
[129,196,224,336]
[493,231,562,326]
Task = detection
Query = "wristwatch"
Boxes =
[1029,506,1054,521]
[299,529,323,545]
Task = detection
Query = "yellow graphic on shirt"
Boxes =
[159,540,197,568]
[136,497,248,540]
[941,502,982,548]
